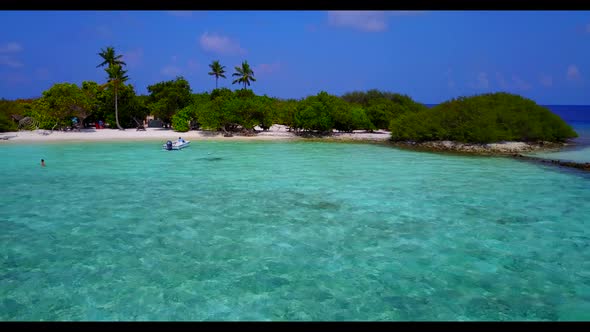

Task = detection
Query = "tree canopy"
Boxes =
[147,76,193,125]
[232,61,256,89]
[208,60,226,89]
[389,92,578,143]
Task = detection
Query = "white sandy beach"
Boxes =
[0,125,392,143]
[0,125,570,156]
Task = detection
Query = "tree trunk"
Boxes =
[216,77,218,89]
[114,84,124,130]
[78,116,87,131]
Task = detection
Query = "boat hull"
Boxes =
[163,141,190,150]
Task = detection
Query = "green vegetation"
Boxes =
[0,47,577,144]
[97,46,128,130]
[342,89,428,130]
[208,60,226,89]
[232,61,256,89]
[389,93,578,143]
[147,77,193,125]
[0,99,26,132]
[35,82,94,129]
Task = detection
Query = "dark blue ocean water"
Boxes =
[534,106,590,162]
[546,105,590,146]
[545,105,590,123]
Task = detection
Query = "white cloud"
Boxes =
[511,75,531,91]
[0,43,24,68]
[327,11,425,32]
[254,62,282,75]
[161,65,182,77]
[567,64,581,81]
[328,11,388,32]
[0,42,23,53]
[496,72,531,91]
[0,72,29,84]
[469,72,489,90]
[0,55,23,68]
[539,74,553,87]
[199,32,245,56]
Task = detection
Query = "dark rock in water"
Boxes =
[313,201,340,210]
[295,200,340,211]
[495,216,539,225]
[511,154,590,172]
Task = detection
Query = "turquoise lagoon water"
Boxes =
[1,140,589,321]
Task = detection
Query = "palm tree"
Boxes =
[97,46,126,68]
[232,61,256,90]
[97,46,127,130]
[208,60,226,89]
[105,64,129,130]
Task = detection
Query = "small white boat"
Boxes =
[163,140,190,150]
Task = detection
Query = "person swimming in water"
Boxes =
[41,159,45,167]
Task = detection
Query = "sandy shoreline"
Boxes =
[0,126,567,154]
[0,125,392,143]
[3,124,588,171]
[0,124,575,154]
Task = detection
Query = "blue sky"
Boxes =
[0,10,589,104]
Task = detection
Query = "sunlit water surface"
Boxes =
[1,140,589,321]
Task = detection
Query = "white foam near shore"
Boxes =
[0,125,392,143]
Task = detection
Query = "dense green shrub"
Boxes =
[273,99,298,129]
[292,91,376,133]
[390,92,578,143]
[293,92,335,132]
[342,89,428,129]
[192,89,279,133]
[0,112,18,132]
[0,99,26,132]
[332,106,375,132]
[171,106,195,132]
[5,78,575,144]
[146,77,193,125]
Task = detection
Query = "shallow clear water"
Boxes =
[1,140,589,321]
[526,121,590,163]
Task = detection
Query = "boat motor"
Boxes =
[166,140,173,150]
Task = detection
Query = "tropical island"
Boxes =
[0,47,580,158]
